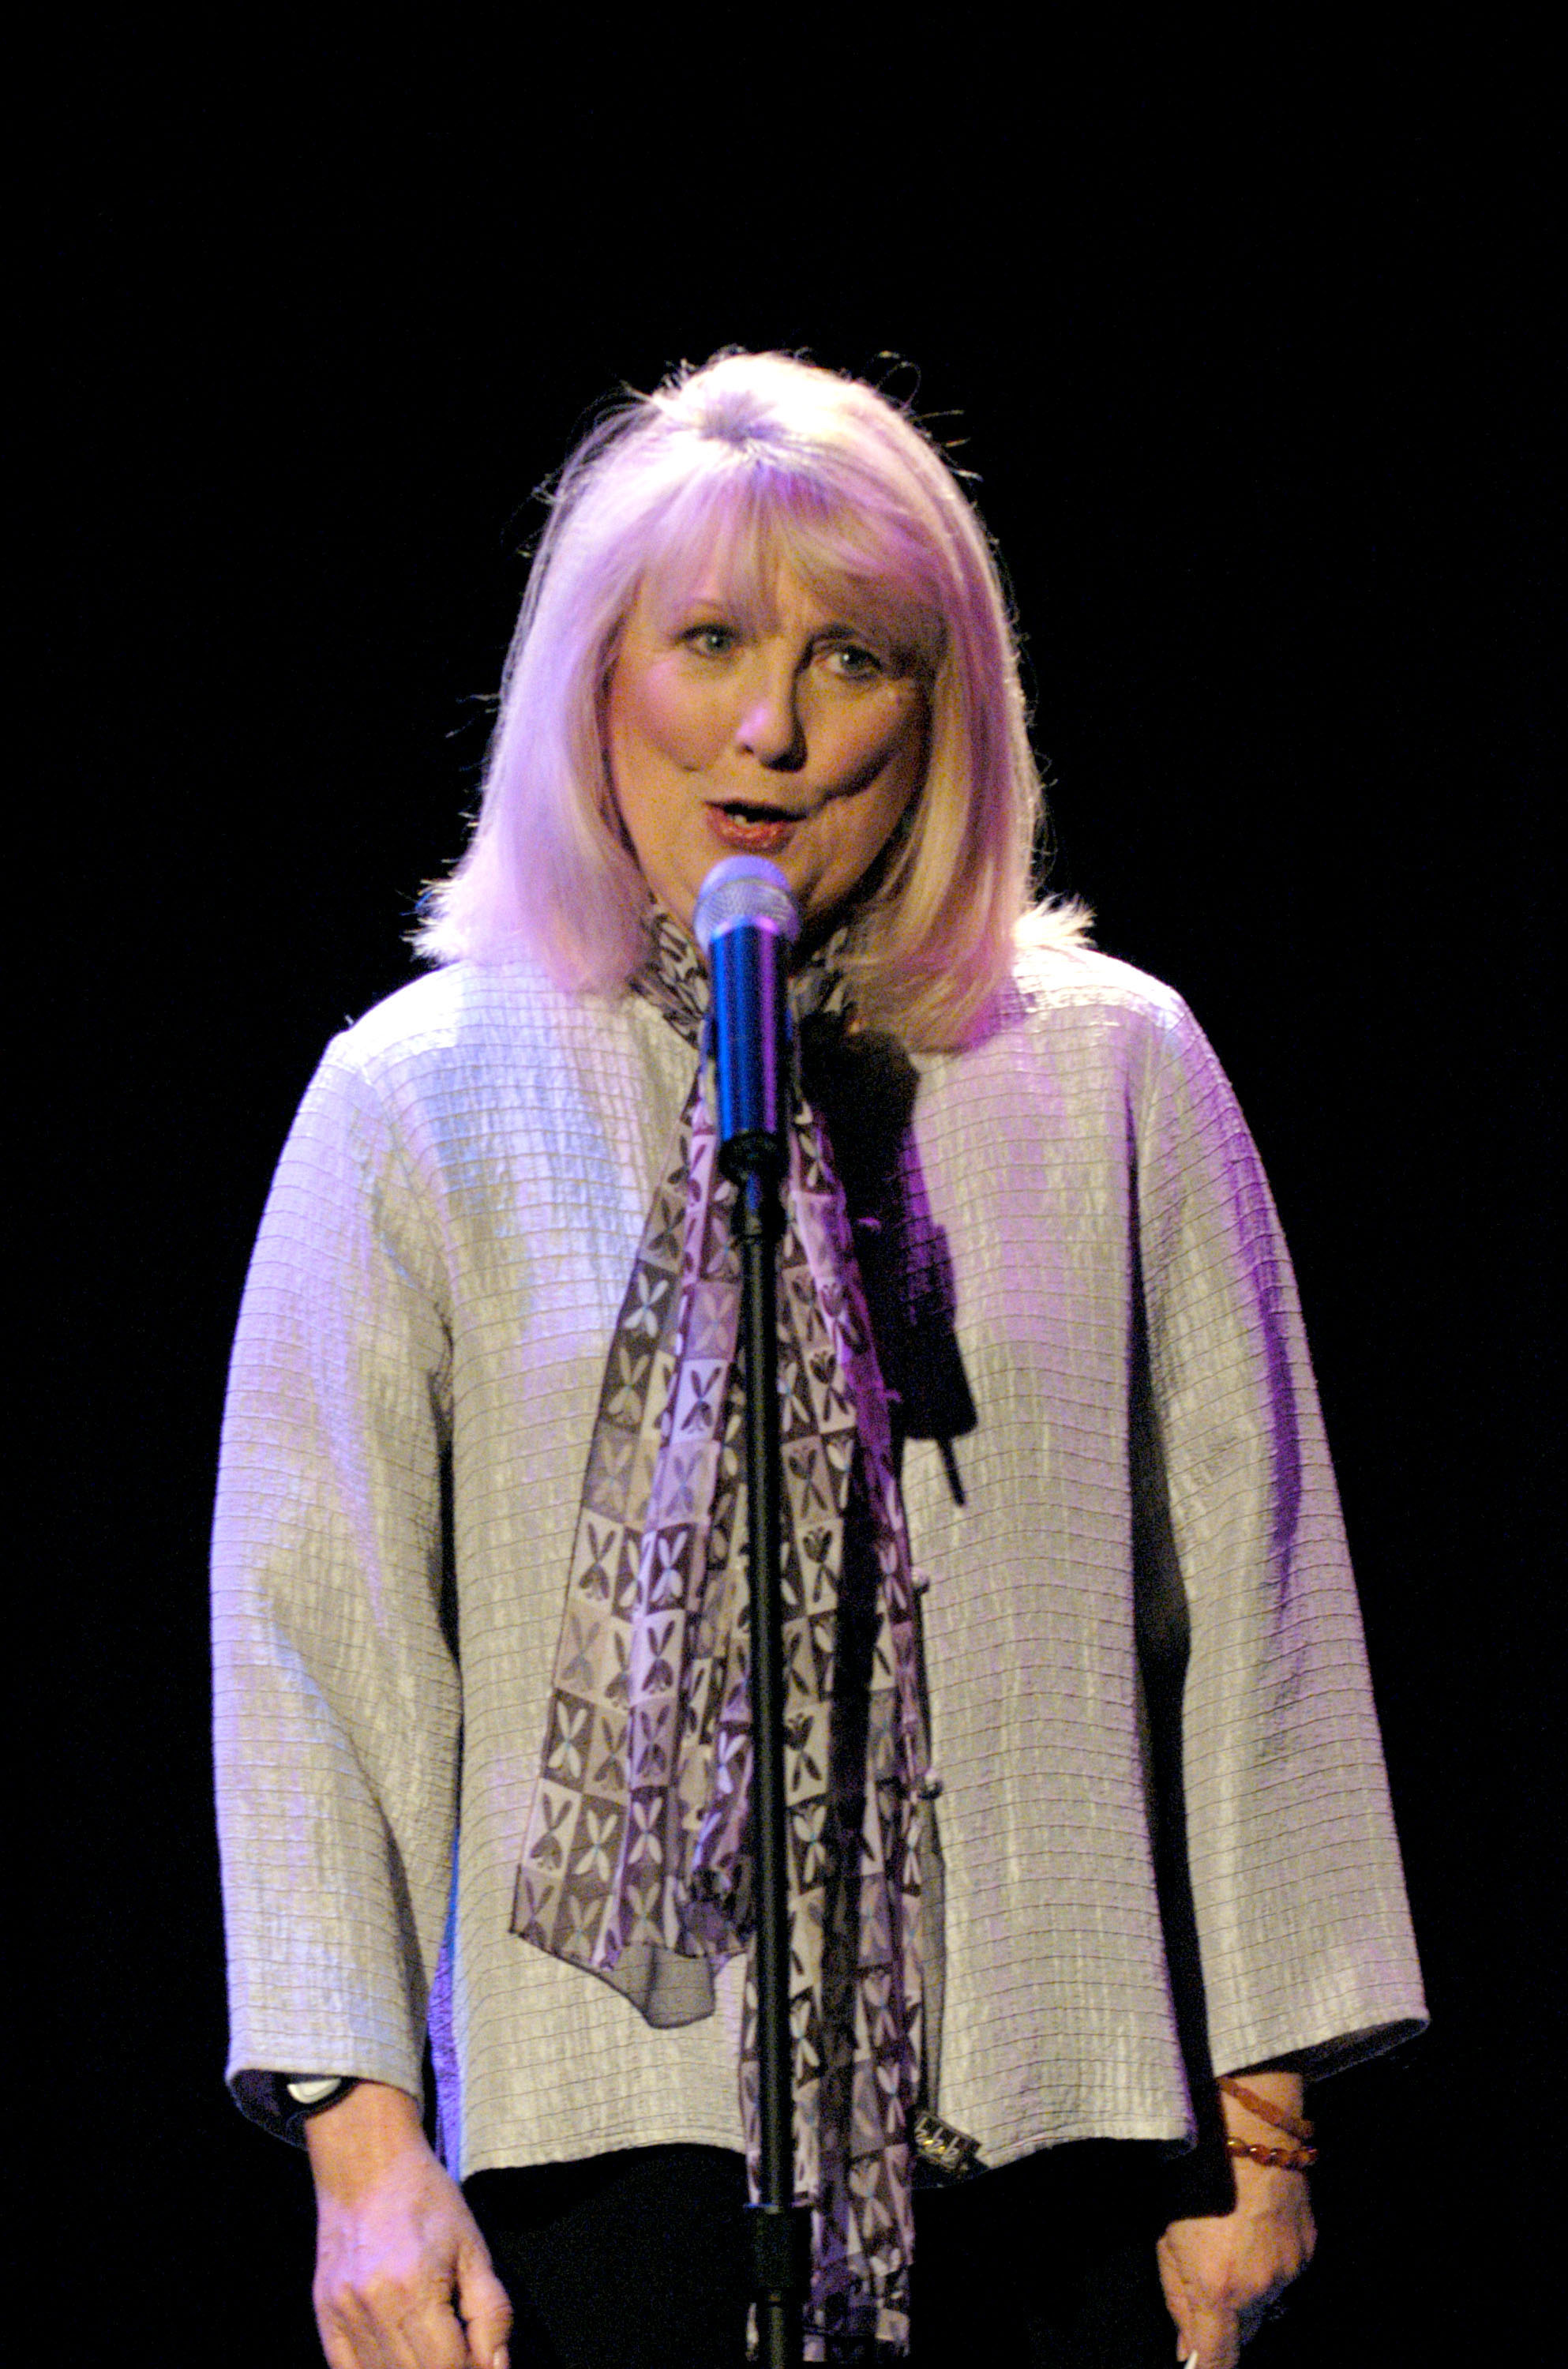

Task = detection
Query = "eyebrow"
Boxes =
[667,589,891,640]
[655,582,770,629]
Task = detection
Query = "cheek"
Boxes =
[853,696,926,820]
[823,732,924,884]
[861,683,924,770]
[619,665,722,769]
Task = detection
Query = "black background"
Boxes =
[28,30,1555,2365]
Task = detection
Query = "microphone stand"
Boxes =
[731,1154,806,2369]
[699,860,808,2365]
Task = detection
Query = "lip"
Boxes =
[703,802,804,855]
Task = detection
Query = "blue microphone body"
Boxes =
[692,858,801,1184]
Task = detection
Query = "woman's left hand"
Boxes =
[1155,2071,1317,2366]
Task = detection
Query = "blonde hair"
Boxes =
[417,351,1087,1049]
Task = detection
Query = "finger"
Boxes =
[316,2244,413,2369]
[317,2280,400,2369]
[390,2292,478,2369]
[317,2311,375,2369]
[351,2287,428,2369]
[325,2270,462,2369]
[319,2295,405,2369]
[455,2235,513,2369]
[1187,2300,1241,2369]
[1155,2236,1196,2357]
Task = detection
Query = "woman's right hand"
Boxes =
[304,2081,513,2369]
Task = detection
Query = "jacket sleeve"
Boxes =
[212,1038,459,2132]
[1135,995,1426,2079]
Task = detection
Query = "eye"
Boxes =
[820,637,884,681]
[681,621,739,658]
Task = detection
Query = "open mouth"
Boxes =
[707,801,801,850]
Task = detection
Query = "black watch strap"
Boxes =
[231,2069,361,2146]
[280,2073,358,2132]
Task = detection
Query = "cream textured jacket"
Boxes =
[212,942,1425,2176]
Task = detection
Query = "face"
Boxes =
[605,563,928,947]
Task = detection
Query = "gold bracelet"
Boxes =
[1217,2076,1315,2144]
[1225,2137,1318,2172]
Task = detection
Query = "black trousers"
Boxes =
[466,2142,1177,2367]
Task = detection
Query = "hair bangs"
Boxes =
[627,468,794,638]
[632,461,947,680]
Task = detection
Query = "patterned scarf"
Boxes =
[512,911,931,2358]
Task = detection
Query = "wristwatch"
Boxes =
[279,2072,358,2124]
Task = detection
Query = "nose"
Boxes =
[734,657,805,771]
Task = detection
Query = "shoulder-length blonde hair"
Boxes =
[417,351,1086,1049]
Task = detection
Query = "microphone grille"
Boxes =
[692,857,801,955]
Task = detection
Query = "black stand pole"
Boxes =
[735,1165,807,2369]
[695,856,809,2364]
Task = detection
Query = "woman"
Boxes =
[213,351,1426,2367]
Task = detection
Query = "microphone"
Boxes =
[692,857,801,1184]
